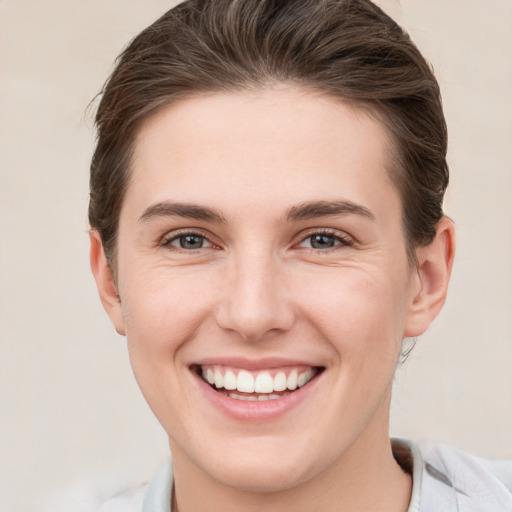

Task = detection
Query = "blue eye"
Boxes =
[297,231,353,250]
[166,233,210,250]
[309,234,337,249]
[179,234,205,249]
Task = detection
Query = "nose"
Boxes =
[215,250,295,342]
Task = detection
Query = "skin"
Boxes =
[91,87,455,512]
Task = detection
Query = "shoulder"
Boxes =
[96,484,146,512]
[395,439,512,512]
[422,442,511,485]
[423,442,512,509]
[97,458,173,512]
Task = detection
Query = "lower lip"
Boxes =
[192,370,322,421]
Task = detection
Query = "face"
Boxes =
[103,88,426,492]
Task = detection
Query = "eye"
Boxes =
[163,232,214,250]
[297,231,353,250]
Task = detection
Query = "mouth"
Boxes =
[191,364,324,402]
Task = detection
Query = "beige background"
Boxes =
[1,1,511,511]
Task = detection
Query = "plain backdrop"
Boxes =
[1,1,511,511]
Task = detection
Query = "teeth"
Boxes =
[287,369,298,390]
[228,392,289,401]
[224,370,237,390]
[254,373,274,393]
[214,368,224,388]
[303,369,315,386]
[298,369,315,387]
[237,370,255,393]
[203,366,317,394]
[273,372,287,392]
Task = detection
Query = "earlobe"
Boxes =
[89,230,126,336]
[404,216,455,337]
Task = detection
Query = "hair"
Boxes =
[89,0,448,266]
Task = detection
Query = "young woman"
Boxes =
[89,1,512,510]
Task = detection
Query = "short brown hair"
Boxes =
[89,0,448,265]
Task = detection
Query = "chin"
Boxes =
[170,428,323,495]
[207,455,315,494]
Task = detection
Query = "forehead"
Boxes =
[127,87,399,221]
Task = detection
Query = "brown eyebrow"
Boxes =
[286,200,375,222]
[139,202,227,223]
[139,199,374,224]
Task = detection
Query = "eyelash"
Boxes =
[295,229,354,251]
[161,228,353,253]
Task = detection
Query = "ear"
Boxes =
[89,230,126,336]
[404,216,455,337]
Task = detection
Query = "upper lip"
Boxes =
[190,357,323,371]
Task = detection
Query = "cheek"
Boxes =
[117,269,210,404]
[119,264,215,350]
[295,267,409,391]
[118,269,218,423]
[300,268,407,343]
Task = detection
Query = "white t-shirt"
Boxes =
[98,439,512,511]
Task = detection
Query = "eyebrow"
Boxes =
[139,202,227,223]
[138,199,375,224]
[286,200,375,222]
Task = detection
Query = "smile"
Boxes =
[196,364,322,401]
